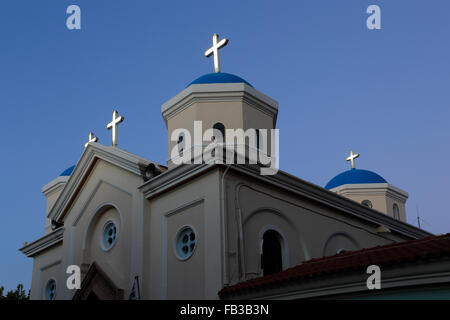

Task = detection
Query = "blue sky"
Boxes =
[1,0,449,292]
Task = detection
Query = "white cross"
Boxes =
[84,132,98,148]
[346,150,360,169]
[106,110,124,147]
[204,33,229,73]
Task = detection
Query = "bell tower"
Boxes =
[325,151,409,222]
[161,34,278,169]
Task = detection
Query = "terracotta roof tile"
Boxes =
[219,234,450,297]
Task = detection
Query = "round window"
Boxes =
[45,279,56,300]
[102,221,117,251]
[361,200,373,208]
[175,226,197,260]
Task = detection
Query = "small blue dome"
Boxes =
[187,72,253,88]
[325,169,387,190]
[60,165,75,177]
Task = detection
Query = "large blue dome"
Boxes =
[187,72,253,88]
[325,169,387,190]
[60,165,75,177]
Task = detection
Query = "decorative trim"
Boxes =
[332,183,409,203]
[81,202,124,251]
[48,142,154,223]
[139,163,431,239]
[322,232,360,256]
[72,180,131,227]
[40,259,62,272]
[161,197,205,299]
[19,228,64,257]
[161,83,278,125]
[140,163,216,200]
[42,176,69,196]
[164,197,206,217]
[244,206,294,227]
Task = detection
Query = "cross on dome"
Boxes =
[346,150,360,169]
[204,34,229,73]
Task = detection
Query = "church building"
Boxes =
[21,34,449,300]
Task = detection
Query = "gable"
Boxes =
[47,142,158,223]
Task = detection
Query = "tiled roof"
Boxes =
[219,233,450,297]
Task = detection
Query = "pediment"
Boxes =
[48,142,162,223]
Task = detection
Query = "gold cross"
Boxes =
[106,110,124,147]
[204,34,229,73]
[346,150,360,169]
[84,132,98,148]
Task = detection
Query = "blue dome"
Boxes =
[325,169,387,190]
[187,72,253,88]
[60,165,75,177]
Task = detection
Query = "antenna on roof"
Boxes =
[416,205,421,228]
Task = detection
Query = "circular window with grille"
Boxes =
[361,200,373,208]
[102,221,118,251]
[175,226,197,260]
[45,279,56,300]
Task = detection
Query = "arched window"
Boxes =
[393,204,400,220]
[262,230,282,276]
[256,129,260,150]
[177,133,185,154]
[212,122,225,143]
[45,279,56,300]
[361,200,373,208]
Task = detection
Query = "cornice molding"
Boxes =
[140,164,431,239]
[19,227,64,257]
[48,142,154,223]
[161,83,279,125]
[139,163,216,199]
[42,176,69,196]
[332,183,409,203]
